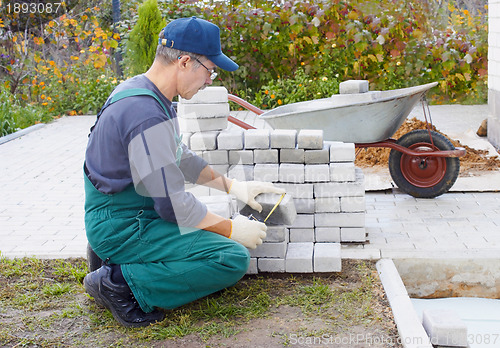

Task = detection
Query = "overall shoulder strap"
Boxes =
[109,88,171,117]
[89,88,172,136]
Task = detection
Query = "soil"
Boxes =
[355,117,500,174]
[0,259,402,348]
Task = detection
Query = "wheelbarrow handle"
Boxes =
[228,94,264,116]
[357,140,466,158]
[227,94,264,130]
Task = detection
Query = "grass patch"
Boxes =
[0,257,400,347]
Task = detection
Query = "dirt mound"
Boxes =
[355,118,500,174]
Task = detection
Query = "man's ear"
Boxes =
[177,55,191,69]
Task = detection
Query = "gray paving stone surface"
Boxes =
[1,110,500,261]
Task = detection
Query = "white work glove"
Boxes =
[229,179,286,213]
[230,215,267,249]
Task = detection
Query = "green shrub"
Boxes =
[146,0,487,105]
[124,0,165,76]
[0,85,52,136]
[72,66,119,114]
[247,68,340,110]
[0,86,16,136]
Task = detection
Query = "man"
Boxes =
[83,16,284,327]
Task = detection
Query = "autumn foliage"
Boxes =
[0,0,489,136]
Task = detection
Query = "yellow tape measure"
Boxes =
[263,193,285,223]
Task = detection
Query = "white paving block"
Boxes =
[227,165,254,181]
[244,129,270,149]
[275,183,314,199]
[279,163,305,183]
[313,181,365,198]
[258,258,285,273]
[340,227,367,242]
[315,197,341,213]
[315,213,365,228]
[179,117,228,132]
[177,103,230,118]
[201,150,228,165]
[254,149,279,163]
[285,242,314,273]
[180,86,228,104]
[314,243,341,272]
[328,142,355,162]
[280,148,305,163]
[304,145,330,164]
[185,183,210,197]
[246,257,258,274]
[254,164,279,182]
[249,241,287,258]
[297,129,323,149]
[199,195,233,218]
[329,162,356,182]
[181,132,192,147]
[293,198,315,213]
[229,150,254,164]
[265,225,288,242]
[340,196,365,212]
[339,80,369,94]
[305,164,330,182]
[315,227,341,242]
[289,214,315,229]
[422,309,468,347]
[289,228,315,242]
[217,129,244,150]
[239,193,297,226]
[189,131,219,150]
[270,129,297,149]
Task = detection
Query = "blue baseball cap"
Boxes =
[159,17,239,72]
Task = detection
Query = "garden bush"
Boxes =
[123,0,165,76]
[153,0,487,107]
[0,85,52,136]
[248,67,340,109]
[0,0,489,135]
[0,1,120,132]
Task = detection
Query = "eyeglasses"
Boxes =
[194,58,218,81]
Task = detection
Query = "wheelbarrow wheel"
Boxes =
[388,129,460,198]
[86,243,104,273]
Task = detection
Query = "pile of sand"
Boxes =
[355,118,500,174]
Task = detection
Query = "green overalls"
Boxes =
[84,88,250,313]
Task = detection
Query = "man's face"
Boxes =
[178,56,215,100]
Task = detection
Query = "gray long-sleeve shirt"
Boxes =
[85,74,208,227]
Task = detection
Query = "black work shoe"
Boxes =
[83,265,165,327]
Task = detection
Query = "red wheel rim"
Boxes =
[399,142,447,188]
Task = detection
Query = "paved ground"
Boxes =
[1,106,499,260]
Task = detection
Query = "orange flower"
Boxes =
[265,90,269,95]
[278,99,283,105]
[271,94,275,99]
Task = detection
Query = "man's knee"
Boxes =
[219,242,250,283]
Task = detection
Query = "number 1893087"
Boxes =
[468,333,499,345]
[6,1,63,14]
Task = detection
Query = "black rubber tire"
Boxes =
[388,129,460,198]
[86,243,104,272]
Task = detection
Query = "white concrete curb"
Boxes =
[0,123,46,145]
[376,259,432,348]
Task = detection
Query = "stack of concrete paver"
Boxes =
[178,87,366,274]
